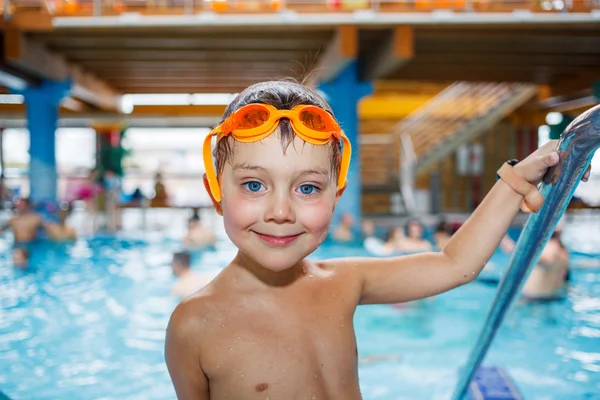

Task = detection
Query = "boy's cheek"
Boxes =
[299,200,335,231]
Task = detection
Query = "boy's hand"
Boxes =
[513,139,591,185]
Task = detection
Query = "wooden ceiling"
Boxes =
[29,29,334,93]
[18,24,600,95]
[0,5,599,114]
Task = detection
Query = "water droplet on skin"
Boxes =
[237,337,240,340]
[340,324,344,327]
[203,319,206,322]
[308,275,314,278]
[216,365,220,369]
[229,348,233,351]
[286,347,291,351]
[314,374,318,379]
[241,374,245,378]
[472,272,475,275]
[313,396,317,400]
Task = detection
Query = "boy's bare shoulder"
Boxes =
[167,288,223,338]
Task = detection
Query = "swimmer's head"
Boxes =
[15,197,30,213]
[13,248,29,269]
[340,213,354,227]
[204,81,346,272]
[407,220,424,239]
[171,251,191,277]
[388,226,405,242]
[362,219,375,237]
[435,221,451,235]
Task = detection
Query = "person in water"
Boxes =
[170,251,212,298]
[43,204,77,242]
[0,198,43,242]
[183,209,216,249]
[398,219,433,252]
[165,80,590,400]
[500,225,570,300]
[0,198,42,269]
[331,212,355,242]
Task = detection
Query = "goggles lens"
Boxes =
[239,108,270,129]
[299,109,329,132]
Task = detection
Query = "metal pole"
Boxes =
[452,103,600,400]
[0,128,4,209]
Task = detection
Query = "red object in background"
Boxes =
[109,130,120,147]
[328,0,341,10]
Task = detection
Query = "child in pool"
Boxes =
[165,81,590,400]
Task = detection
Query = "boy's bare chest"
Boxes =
[199,284,360,397]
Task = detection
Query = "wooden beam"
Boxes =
[307,26,357,86]
[4,30,121,111]
[4,29,70,81]
[360,26,414,81]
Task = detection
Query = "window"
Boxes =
[121,128,211,206]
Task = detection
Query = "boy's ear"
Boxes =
[203,173,223,215]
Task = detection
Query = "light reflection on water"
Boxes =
[0,220,598,400]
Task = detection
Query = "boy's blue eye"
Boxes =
[243,181,264,192]
[298,184,317,195]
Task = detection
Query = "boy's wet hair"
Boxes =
[173,251,191,268]
[214,80,342,181]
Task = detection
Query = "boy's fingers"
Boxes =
[544,152,560,166]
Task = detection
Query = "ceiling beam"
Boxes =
[3,30,121,111]
[59,49,313,62]
[307,25,357,86]
[360,26,414,81]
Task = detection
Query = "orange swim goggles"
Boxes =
[203,103,351,202]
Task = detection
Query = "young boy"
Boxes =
[165,81,589,399]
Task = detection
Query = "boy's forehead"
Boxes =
[229,131,331,170]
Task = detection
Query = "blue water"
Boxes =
[1,231,599,400]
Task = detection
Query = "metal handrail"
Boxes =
[451,103,600,400]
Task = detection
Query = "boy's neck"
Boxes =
[232,251,308,287]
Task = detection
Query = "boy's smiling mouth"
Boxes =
[252,231,302,247]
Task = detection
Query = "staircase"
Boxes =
[398,82,538,173]
[396,81,538,213]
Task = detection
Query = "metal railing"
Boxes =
[452,103,600,400]
[2,0,598,17]
[396,81,537,215]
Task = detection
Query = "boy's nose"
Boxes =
[264,193,296,224]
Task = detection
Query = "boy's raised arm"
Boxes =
[165,305,210,400]
[342,140,589,305]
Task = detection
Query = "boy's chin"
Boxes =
[243,249,311,273]
[255,255,303,273]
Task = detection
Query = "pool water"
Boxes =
[1,223,599,399]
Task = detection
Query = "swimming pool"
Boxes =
[1,220,599,399]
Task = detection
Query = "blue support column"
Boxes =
[319,61,373,230]
[20,80,70,203]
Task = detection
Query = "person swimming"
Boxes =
[1,198,43,242]
[170,251,212,298]
[183,209,216,249]
[331,212,355,243]
[521,230,570,300]
[43,204,77,242]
